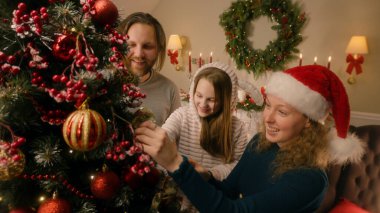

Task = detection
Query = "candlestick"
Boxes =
[188,51,192,73]
[298,53,302,66]
[327,56,331,69]
[209,52,213,63]
[313,56,317,65]
[199,53,202,68]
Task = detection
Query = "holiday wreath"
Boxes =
[220,0,307,77]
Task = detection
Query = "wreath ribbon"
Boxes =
[346,54,364,75]
[167,50,178,65]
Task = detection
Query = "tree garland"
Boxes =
[219,0,307,77]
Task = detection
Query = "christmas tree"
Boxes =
[0,0,177,212]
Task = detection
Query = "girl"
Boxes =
[161,62,248,212]
[136,65,365,212]
[162,62,248,181]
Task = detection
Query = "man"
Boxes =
[120,12,181,126]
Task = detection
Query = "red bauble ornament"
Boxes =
[37,198,71,213]
[123,167,143,190]
[52,34,76,62]
[9,207,36,213]
[62,104,107,152]
[92,0,119,26]
[90,170,121,199]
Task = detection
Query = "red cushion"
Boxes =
[329,198,369,213]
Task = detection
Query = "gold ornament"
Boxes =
[347,75,356,84]
[0,141,25,181]
[62,103,107,151]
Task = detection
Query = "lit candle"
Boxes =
[313,56,318,65]
[188,51,192,73]
[209,52,213,63]
[199,53,202,68]
[299,53,302,66]
[327,56,331,69]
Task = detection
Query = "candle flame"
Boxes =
[299,53,302,59]
[200,53,202,57]
[210,51,213,56]
[189,51,191,56]
[328,56,332,62]
[314,56,318,62]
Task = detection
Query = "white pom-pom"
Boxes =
[328,128,366,164]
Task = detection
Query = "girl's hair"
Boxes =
[193,68,234,163]
[118,12,166,71]
[256,119,329,177]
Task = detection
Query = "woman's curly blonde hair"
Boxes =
[256,120,330,177]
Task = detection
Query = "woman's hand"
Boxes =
[188,158,213,181]
[135,120,183,172]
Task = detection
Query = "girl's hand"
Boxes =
[135,120,183,172]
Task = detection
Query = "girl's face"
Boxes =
[193,78,220,118]
[263,94,309,148]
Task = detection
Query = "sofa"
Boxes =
[316,125,380,213]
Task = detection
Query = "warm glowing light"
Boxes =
[0,196,3,202]
[90,175,95,180]
[39,196,46,202]
[69,150,73,154]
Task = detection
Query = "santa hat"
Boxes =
[265,65,365,164]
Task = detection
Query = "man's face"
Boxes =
[126,23,159,77]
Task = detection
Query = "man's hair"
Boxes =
[119,12,166,71]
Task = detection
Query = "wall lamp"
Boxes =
[167,34,183,71]
[345,36,368,84]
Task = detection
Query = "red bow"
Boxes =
[167,50,178,65]
[346,54,364,75]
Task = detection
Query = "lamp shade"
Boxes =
[345,36,368,54]
[167,34,182,50]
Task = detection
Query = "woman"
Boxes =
[136,65,365,212]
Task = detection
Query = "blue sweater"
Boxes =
[170,134,328,213]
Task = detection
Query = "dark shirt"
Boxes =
[170,134,328,213]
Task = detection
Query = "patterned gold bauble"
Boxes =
[62,104,107,152]
[0,141,25,181]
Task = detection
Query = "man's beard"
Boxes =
[127,58,153,77]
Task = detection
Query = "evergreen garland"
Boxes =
[219,0,307,77]
[236,94,264,112]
